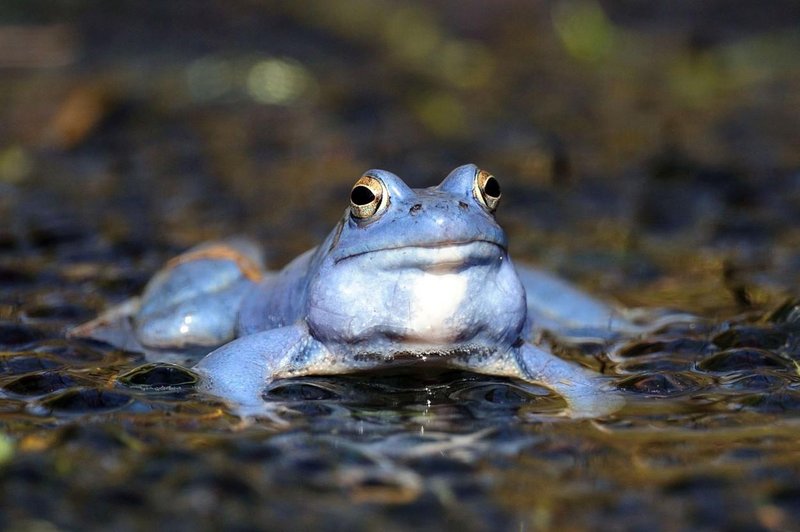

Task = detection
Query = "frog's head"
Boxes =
[306,164,527,356]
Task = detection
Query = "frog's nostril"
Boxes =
[409,204,422,215]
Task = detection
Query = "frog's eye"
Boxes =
[350,175,386,220]
[474,169,501,212]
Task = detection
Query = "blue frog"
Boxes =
[73,165,640,417]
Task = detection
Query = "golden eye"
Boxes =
[350,175,386,220]
[474,169,501,212]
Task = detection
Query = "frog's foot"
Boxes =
[134,239,267,352]
[193,323,327,418]
[68,297,145,352]
[514,343,624,418]
[225,402,298,427]
[72,238,268,361]
[448,343,623,418]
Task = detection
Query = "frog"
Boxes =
[72,164,635,418]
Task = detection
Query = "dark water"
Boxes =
[1,1,800,530]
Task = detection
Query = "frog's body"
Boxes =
[73,165,635,417]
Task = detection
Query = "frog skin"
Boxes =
[72,164,631,417]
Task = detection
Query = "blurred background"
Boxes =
[2,0,800,312]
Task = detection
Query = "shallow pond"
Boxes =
[2,1,800,530]
[1,185,799,530]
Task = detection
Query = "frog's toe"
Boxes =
[557,382,625,418]
[68,297,144,352]
[193,324,322,416]
[226,401,297,427]
[516,343,625,418]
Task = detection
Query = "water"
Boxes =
[1,228,798,530]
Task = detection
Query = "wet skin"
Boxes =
[73,165,628,417]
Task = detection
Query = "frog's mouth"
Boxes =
[337,240,505,272]
[352,344,493,365]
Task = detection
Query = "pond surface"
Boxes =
[1,1,800,530]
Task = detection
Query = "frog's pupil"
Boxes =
[484,176,501,198]
[351,185,376,206]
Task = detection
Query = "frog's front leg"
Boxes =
[514,343,624,417]
[193,322,330,413]
[450,343,624,418]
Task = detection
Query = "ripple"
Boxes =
[0,323,42,347]
[616,355,695,373]
[764,298,800,325]
[0,265,36,287]
[23,303,93,322]
[713,327,789,350]
[617,372,703,396]
[697,348,791,372]
[3,371,81,396]
[264,381,341,401]
[118,363,198,390]
[37,388,133,413]
[719,373,787,392]
[615,338,714,358]
[734,391,800,413]
[0,353,64,374]
[32,341,106,363]
[450,381,546,408]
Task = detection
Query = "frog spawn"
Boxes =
[1,211,800,529]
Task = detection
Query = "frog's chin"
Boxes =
[341,240,505,272]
